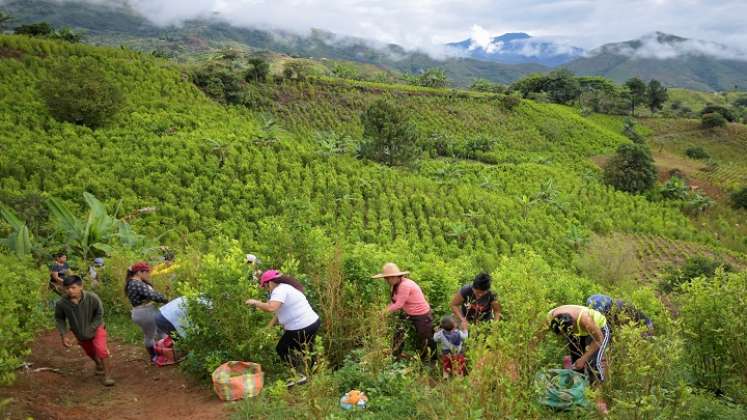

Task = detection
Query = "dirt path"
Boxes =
[0,331,230,420]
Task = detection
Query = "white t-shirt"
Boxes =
[270,284,319,331]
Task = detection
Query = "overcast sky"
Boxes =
[87,0,747,51]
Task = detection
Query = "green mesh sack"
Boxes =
[535,368,589,410]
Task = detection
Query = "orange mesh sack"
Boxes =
[211,361,264,401]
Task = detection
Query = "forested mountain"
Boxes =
[0,0,545,86]
[4,1,747,91]
[447,32,584,67]
[564,32,747,91]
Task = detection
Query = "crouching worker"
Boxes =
[55,275,114,386]
[547,305,610,383]
[156,296,212,340]
[433,315,468,378]
[245,270,320,387]
[587,294,654,336]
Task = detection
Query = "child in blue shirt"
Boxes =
[433,315,468,378]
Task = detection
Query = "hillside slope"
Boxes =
[2,35,747,419]
[0,0,544,86]
[0,35,711,271]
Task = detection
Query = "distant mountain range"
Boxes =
[563,32,747,91]
[447,32,584,67]
[2,0,747,91]
[0,0,544,86]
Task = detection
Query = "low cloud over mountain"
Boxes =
[446,26,584,67]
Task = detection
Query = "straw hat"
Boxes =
[371,262,409,279]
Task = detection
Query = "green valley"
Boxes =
[1,32,746,419]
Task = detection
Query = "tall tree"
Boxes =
[245,57,270,83]
[646,79,668,114]
[14,22,53,37]
[359,98,421,166]
[544,69,581,104]
[603,143,657,194]
[0,11,12,31]
[624,77,647,116]
[39,59,123,128]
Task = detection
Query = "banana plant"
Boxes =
[0,206,32,257]
[46,192,144,261]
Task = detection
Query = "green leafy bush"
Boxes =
[605,325,690,418]
[39,59,123,128]
[358,98,421,166]
[730,187,747,210]
[659,176,689,200]
[679,270,747,402]
[178,241,280,378]
[501,94,521,110]
[0,255,45,385]
[14,22,53,37]
[470,78,505,94]
[622,117,645,144]
[701,105,737,122]
[661,256,732,293]
[244,57,270,83]
[282,61,312,81]
[416,68,448,88]
[192,63,244,104]
[604,143,657,194]
[701,112,727,129]
[686,146,710,160]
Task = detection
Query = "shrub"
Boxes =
[734,95,747,108]
[605,325,690,418]
[660,256,732,293]
[730,187,747,210]
[244,58,270,83]
[686,146,710,160]
[622,117,645,144]
[678,270,747,401]
[574,234,639,287]
[178,242,279,379]
[192,63,244,105]
[282,61,312,81]
[0,255,46,385]
[701,112,727,129]
[14,22,53,37]
[701,104,736,122]
[682,192,714,215]
[501,95,521,110]
[417,68,448,88]
[603,143,657,194]
[359,98,421,167]
[39,60,123,128]
[470,78,506,94]
[659,176,689,200]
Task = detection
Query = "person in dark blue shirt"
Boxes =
[49,252,69,295]
[586,294,654,336]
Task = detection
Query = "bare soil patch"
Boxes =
[0,331,229,420]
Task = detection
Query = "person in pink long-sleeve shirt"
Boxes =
[373,262,435,361]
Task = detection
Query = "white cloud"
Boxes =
[35,0,747,60]
[468,25,499,53]
[596,32,747,60]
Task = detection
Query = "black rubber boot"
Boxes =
[146,345,157,362]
